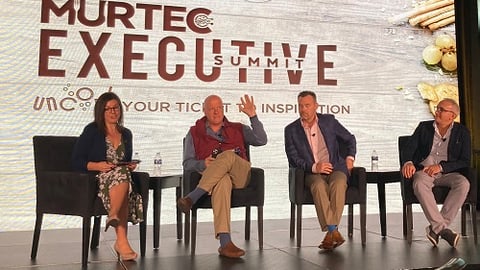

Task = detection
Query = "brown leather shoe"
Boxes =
[332,229,345,248]
[318,232,334,250]
[218,241,245,258]
[177,197,193,214]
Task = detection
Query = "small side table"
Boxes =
[366,171,401,237]
[149,174,183,249]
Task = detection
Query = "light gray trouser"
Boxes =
[412,171,469,234]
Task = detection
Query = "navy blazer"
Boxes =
[402,120,471,174]
[284,113,356,177]
[72,122,133,172]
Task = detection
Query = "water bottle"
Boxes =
[133,152,140,171]
[153,152,162,176]
[371,150,379,172]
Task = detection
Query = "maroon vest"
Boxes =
[190,116,247,160]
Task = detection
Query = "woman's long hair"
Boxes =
[93,92,124,134]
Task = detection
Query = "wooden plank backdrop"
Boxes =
[0,0,457,229]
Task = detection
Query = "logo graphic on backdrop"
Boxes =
[38,0,338,85]
[33,83,95,111]
[32,83,351,115]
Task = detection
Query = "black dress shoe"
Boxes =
[177,197,193,214]
[440,228,459,248]
[426,225,439,247]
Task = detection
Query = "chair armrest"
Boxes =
[247,167,264,187]
[466,167,477,201]
[350,166,367,203]
[249,167,265,204]
[288,167,306,204]
[182,170,202,196]
[131,172,150,212]
[36,171,97,216]
[348,167,367,203]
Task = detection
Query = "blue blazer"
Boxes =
[402,120,471,174]
[72,122,133,172]
[284,113,356,177]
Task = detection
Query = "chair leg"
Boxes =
[82,217,92,267]
[191,210,197,256]
[184,211,190,245]
[472,203,477,243]
[176,186,183,240]
[406,205,413,244]
[296,205,302,247]
[360,203,366,245]
[245,206,251,240]
[290,203,295,239]
[139,174,148,256]
[153,186,161,249]
[461,204,467,236]
[30,212,43,259]
[258,206,263,249]
[139,219,147,257]
[90,216,101,249]
[402,203,408,237]
[348,204,353,238]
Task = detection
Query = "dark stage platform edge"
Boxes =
[1,211,479,270]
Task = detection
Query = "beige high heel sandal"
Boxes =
[105,216,119,232]
[113,243,138,261]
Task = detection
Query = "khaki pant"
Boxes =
[197,150,251,237]
[413,171,469,234]
[305,171,347,231]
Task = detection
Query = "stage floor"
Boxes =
[1,211,479,270]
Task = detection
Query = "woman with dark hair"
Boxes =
[72,92,142,261]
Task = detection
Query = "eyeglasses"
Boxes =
[104,106,120,113]
[435,106,455,115]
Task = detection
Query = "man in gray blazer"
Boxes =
[401,98,471,248]
[284,91,356,250]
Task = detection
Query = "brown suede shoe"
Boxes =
[332,229,345,248]
[218,241,245,258]
[177,197,193,214]
[318,232,334,250]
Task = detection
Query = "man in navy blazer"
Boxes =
[285,91,356,250]
[401,98,471,248]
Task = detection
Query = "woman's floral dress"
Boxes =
[97,137,143,224]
